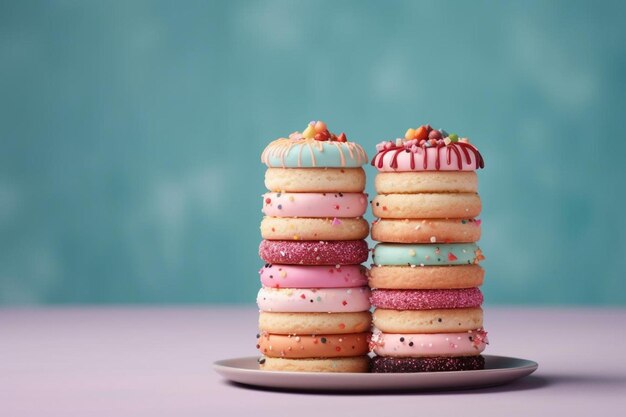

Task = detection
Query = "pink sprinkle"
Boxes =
[331,217,342,226]
[473,329,489,347]
[475,219,482,226]
[404,139,417,148]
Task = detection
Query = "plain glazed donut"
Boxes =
[371,218,481,244]
[372,193,481,219]
[265,168,366,193]
[260,217,369,241]
[375,171,478,193]
[372,307,483,333]
[368,265,484,289]
[259,356,370,372]
[258,311,372,335]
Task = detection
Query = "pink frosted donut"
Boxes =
[262,192,367,218]
[371,142,484,172]
[259,264,368,288]
[370,288,483,310]
[259,240,369,265]
[257,287,371,313]
[370,329,488,357]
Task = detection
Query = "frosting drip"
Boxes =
[371,142,484,172]
[262,138,368,168]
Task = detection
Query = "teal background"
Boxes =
[1,0,624,305]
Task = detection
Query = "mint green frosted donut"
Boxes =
[261,138,368,168]
[372,243,482,266]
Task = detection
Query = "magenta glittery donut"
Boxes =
[371,355,485,373]
[259,240,369,265]
[370,288,483,310]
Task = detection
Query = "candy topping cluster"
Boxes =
[289,121,348,143]
[376,124,470,153]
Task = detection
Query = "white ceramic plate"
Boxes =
[213,354,538,392]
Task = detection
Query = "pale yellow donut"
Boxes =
[372,193,481,219]
[371,218,481,243]
[261,217,369,241]
[375,171,478,193]
[259,311,372,335]
[372,308,483,333]
[368,265,484,289]
[265,168,365,192]
[259,356,370,372]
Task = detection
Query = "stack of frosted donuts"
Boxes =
[256,121,372,372]
[368,124,489,373]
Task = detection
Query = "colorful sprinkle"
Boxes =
[414,126,429,141]
[428,130,442,140]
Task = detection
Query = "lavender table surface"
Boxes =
[2,306,625,416]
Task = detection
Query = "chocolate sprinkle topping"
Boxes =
[371,356,485,373]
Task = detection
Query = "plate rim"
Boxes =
[213,354,538,377]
